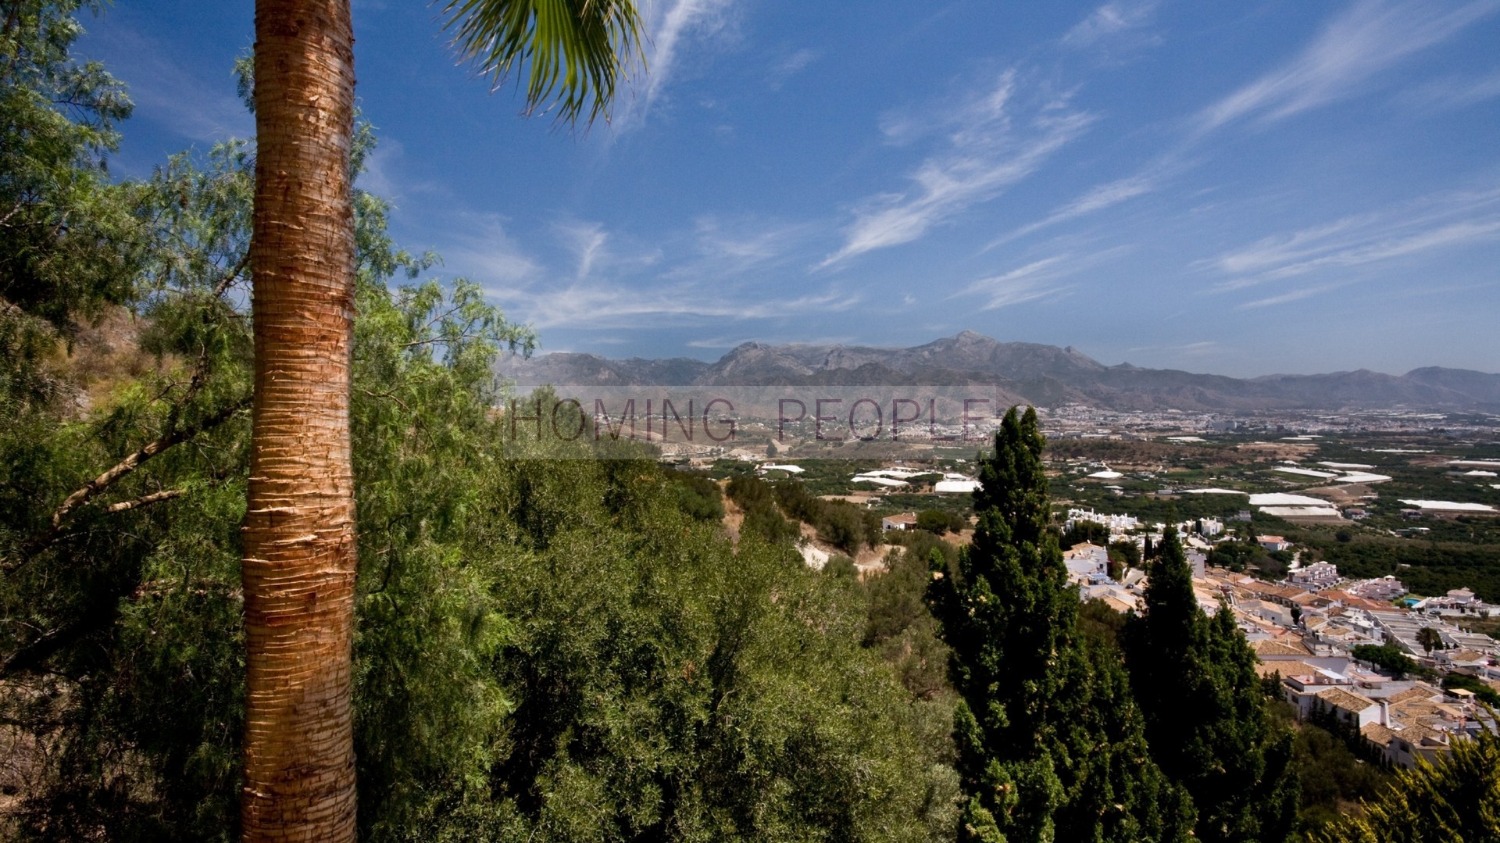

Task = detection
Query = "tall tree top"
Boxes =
[972,406,1049,550]
[1139,528,1202,657]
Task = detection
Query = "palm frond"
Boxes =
[440,0,645,125]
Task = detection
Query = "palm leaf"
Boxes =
[440,0,645,124]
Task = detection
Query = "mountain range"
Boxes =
[497,331,1500,413]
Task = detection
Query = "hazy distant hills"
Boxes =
[497,331,1500,412]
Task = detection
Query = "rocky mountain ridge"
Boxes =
[496,332,1500,412]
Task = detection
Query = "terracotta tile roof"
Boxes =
[1406,725,1454,748]
[1254,639,1313,658]
[1394,701,1441,721]
[1317,687,1377,712]
[1389,687,1437,705]
[1361,723,1396,746]
[1256,660,1320,679]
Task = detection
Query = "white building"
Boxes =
[1065,508,1139,535]
[1289,561,1340,590]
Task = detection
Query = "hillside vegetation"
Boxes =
[3,5,1498,841]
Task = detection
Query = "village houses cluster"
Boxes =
[1058,507,1499,770]
[744,445,1500,770]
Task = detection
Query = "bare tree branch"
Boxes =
[104,487,186,514]
[48,397,248,530]
[213,251,250,299]
[0,396,250,574]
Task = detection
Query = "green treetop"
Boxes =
[929,406,1192,843]
[1,0,140,407]
[1125,529,1298,843]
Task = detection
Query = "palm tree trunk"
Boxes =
[242,1,358,840]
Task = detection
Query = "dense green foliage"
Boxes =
[0,0,138,407]
[771,478,880,555]
[1205,536,1276,575]
[1349,645,1423,680]
[1250,699,1393,836]
[0,10,958,836]
[436,448,960,840]
[1060,519,1110,548]
[1124,530,1299,843]
[6,5,1484,841]
[1440,673,1500,706]
[861,541,954,701]
[928,407,1193,842]
[724,474,800,546]
[916,509,967,536]
[1311,534,1500,603]
[1310,727,1500,843]
[0,15,251,834]
[664,471,725,523]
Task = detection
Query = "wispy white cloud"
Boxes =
[991,154,1192,246]
[686,335,755,349]
[614,0,735,129]
[956,245,1132,310]
[1399,68,1500,111]
[965,262,1072,310]
[634,214,823,286]
[554,220,610,281]
[357,140,403,199]
[1125,340,1223,358]
[768,48,818,89]
[356,139,446,203]
[877,70,1019,148]
[688,215,816,271]
[429,206,824,332]
[490,281,857,330]
[1260,219,1500,280]
[822,72,1095,267]
[687,333,854,349]
[1062,0,1161,49]
[1196,0,1500,135]
[1206,186,1500,289]
[90,27,250,144]
[955,256,1076,310]
[1237,281,1352,310]
[432,212,541,285]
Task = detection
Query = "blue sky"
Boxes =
[82,0,1500,377]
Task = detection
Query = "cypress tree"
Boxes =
[930,407,1192,842]
[1125,529,1297,843]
